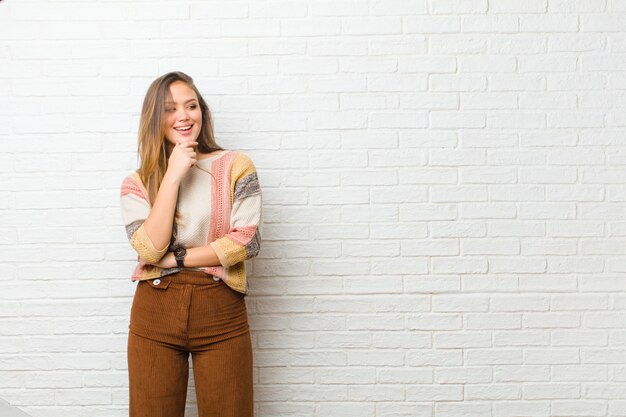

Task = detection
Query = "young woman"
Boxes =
[119,71,263,417]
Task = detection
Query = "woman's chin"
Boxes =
[171,136,197,145]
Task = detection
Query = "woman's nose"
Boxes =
[176,107,189,120]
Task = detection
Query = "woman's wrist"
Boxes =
[162,171,181,187]
[148,251,177,269]
[166,251,178,268]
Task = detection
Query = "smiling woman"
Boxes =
[119,71,262,417]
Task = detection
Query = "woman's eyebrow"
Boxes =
[165,98,198,104]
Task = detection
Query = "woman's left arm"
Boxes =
[151,246,221,269]
[151,153,263,270]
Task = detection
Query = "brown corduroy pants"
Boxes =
[127,269,253,417]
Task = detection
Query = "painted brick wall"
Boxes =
[2,0,626,416]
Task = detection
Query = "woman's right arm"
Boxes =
[139,172,180,254]
[140,140,199,257]
[120,141,197,263]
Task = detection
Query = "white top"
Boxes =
[175,150,228,270]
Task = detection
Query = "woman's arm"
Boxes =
[126,141,198,262]
[143,141,198,254]
[150,245,222,269]
[139,172,180,254]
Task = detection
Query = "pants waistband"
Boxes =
[160,269,220,286]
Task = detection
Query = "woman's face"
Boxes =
[163,80,202,149]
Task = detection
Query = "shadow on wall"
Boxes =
[0,398,32,417]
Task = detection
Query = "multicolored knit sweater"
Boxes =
[120,150,263,295]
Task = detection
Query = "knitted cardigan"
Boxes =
[119,150,263,295]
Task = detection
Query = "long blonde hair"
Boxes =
[136,71,223,226]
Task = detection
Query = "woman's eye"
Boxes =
[165,105,195,112]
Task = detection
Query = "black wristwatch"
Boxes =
[174,247,187,268]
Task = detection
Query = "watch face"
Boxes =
[174,247,186,257]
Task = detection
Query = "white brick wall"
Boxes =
[2,0,626,416]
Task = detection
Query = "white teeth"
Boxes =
[175,126,192,131]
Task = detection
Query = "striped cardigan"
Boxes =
[119,150,263,294]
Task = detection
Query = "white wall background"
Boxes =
[2,0,626,416]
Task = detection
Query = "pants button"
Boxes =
[153,279,161,285]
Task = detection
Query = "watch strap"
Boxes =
[174,247,186,268]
